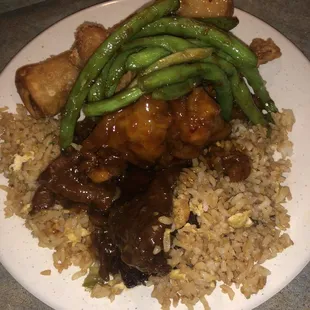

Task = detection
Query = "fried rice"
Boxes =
[0,104,295,309]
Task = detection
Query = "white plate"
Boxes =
[1,1,310,309]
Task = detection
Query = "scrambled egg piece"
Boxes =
[170,269,186,280]
[113,283,126,290]
[20,203,32,215]
[65,224,90,245]
[228,211,253,229]
[9,151,35,171]
[173,199,190,229]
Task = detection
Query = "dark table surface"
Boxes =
[0,0,309,309]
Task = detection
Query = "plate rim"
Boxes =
[0,1,310,310]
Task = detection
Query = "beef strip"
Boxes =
[109,166,183,275]
[73,117,99,144]
[207,146,251,182]
[90,207,148,288]
[31,185,55,214]
[33,148,118,212]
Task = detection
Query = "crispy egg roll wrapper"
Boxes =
[73,23,109,67]
[15,51,80,118]
[15,23,109,118]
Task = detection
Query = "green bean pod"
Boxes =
[138,63,233,120]
[104,48,142,98]
[152,77,201,100]
[123,35,196,53]
[129,47,213,87]
[216,50,278,114]
[205,56,267,125]
[60,0,180,149]
[88,56,115,102]
[134,17,258,68]
[240,67,278,113]
[188,39,211,48]
[84,87,144,117]
[198,16,239,31]
[141,47,214,76]
[126,47,171,71]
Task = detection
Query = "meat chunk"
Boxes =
[91,217,119,281]
[109,167,182,275]
[31,185,55,214]
[36,148,118,211]
[207,146,251,182]
[250,38,282,66]
[86,147,127,183]
[178,0,234,18]
[167,87,231,159]
[84,89,230,165]
[91,220,149,288]
[83,96,172,167]
[73,117,99,144]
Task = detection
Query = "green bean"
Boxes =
[126,47,171,71]
[88,56,115,102]
[84,87,144,117]
[60,0,180,149]
[123,35,196,53]
[104,48,141,98]
[138,63,233,120]
[152,77,201,100]
[141,47,214,76]
[205,56,267,125]
[240,67,278,113]
[134,17,257,67]
[216,50,278,114]
[129,47,213,87]
[188,39,211,48]
[198,16,239,31]
[86,63,233,119]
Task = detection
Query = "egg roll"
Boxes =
[15,51,80,118]
[73,22,109,67]
[15,22,109,119]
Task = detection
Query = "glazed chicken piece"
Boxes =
[250,38,282,66]
[83,95,172,167]
[167,87,231,159]
[84,88,230,166]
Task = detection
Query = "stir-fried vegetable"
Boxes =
[152,77,201,100]
[85,62,233,121]
[84,87,144,116]
[141,47,214,76]
[104,48,142,98]
[60,0,278,149]
[123,35,196,53]
[134,17,258,67]
[204,55,267,125]
[198,16,239,31]
[87,56,116,102]
[126,47,171,71]
[60,0,180,149]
